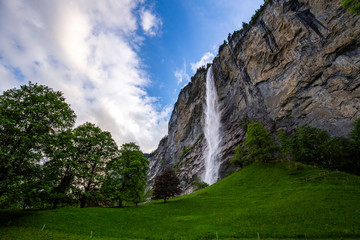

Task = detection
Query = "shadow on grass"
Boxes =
[0,209,36,227]
[151,198,186,205]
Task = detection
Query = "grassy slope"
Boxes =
[1,162,360,239]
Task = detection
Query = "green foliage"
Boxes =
[71,122,119,208]
[1,162,360,239]
[0,82,76,207]
[179,134,204,161]
[218,40,227,53]
[279,121,360,175]
[192,176,209,192]
[232,122,278,166]
[231,145,251,167]
[244,122,278,163]
[103,142,149,207]
[326,136,359,173]
[341,0,360,15]
[227,0,272,43]
[351,118,360,143]
[0,83,152,210]
[180,147,192,159]
[42,129,78,209]
[282,125,331,166]
[152,168,181,203]
[277,130,291,157]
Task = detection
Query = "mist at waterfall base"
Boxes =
[203,66,222,185]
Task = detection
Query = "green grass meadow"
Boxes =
[1,162,360,239]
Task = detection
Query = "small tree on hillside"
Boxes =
[231,122,278,166]
[283,125,330,167]
[152,168,181,203]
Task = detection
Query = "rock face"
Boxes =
[148,0,360,193]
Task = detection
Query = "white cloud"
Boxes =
[190,52,215,73]
[140,8,162,36]
[174,61,190,86]
[0,0,168,152]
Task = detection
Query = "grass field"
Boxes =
[1,161,360,239]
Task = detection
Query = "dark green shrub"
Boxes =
[285,125,330,166]
[193,177,209,191]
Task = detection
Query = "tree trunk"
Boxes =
[52,199,58,209]
[80,196,86,208]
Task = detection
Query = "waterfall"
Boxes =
[203,66,222,185]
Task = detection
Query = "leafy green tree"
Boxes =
[279,121,360,175]
[341,0,360,15]
[232,122,278,166]
[348,118,360,174]
[326,136,358,173]
[283,125,330,166]
[0,82,76,207]
[43,129,78,209]
[72,122,119,208]
[231,145,250,167]
[103,143,149,207]
[152,168,181,203]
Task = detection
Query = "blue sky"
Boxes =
[0,0,263,152]
[142,0,264,105]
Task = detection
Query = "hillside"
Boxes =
[1,162,360,239]
[148,0,360,192]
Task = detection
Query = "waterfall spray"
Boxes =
[203,66,222,185]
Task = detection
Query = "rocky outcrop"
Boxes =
[148,0,360,193]
[147,70,207,192]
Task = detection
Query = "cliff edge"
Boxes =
[148,0,360,193]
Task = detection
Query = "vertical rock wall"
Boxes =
[148,0,360,193]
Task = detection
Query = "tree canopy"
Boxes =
[152,168,181,203]
[278,122,360,175]
[0,82,76,206]
[231,122,278,167]
[72,122,119,208]
[103,142,149,207]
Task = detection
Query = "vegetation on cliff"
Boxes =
[341,0,360,15]
[232,119,360,176]
[231,122,278,167]
[278,119,360,175]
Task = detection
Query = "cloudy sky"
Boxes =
[0,0,263,152]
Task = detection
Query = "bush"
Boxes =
[193,177,209,191]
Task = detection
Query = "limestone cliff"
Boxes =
[148,0,360,193]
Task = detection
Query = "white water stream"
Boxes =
[203,66,222,185]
